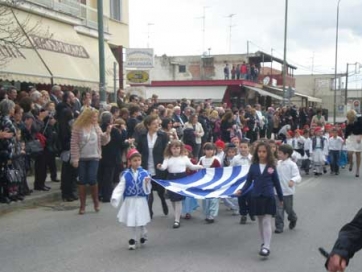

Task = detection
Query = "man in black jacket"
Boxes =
[326,208,362,271]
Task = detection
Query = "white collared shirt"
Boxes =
[147,132,158,176]
[328,136,343,151]
[276,158,302,196]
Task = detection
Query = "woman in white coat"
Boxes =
[345,110,362,177]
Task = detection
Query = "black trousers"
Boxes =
[44,149,57,181]
[148,178,167,215]
[238,191,251,216]
[60,161,78,198]
[34,153,47,189]
[98,162,116,202]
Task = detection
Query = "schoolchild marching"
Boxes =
[311,127,327,176]
[328,127,344,175]
[301,129,312,175]
[222,143,241,215]
[236,141,283,257]
[157,140,203,228]
[181,144,200,219]
[199,143,221,223]
[274,144,302,234]
[234,139,254,224]
[111,149,152,250]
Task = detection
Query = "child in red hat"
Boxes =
[111,149,152,250]
[311,127,327,176]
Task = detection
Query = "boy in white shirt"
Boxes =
[328,127,344,175]
[275,144,302,233]
[235,139,253,224]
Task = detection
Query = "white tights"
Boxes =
[172,201,182,223]
[257,215,272,249]
[130,226,147,241]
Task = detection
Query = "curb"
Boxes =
[0,190,62,216]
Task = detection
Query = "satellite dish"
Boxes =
[263,77,270,85]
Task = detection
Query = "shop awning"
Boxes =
[0,10,118,91]
[143,85,227,102]
[264,86,322,103]
[245,86,283,101]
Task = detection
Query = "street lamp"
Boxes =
[333,0,342,124]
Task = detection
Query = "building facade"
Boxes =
[294,74,347,116]
[0,0,129,91]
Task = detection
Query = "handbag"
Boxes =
[60,150,71,162]
[5,166,21,184]
[25,140,44,156]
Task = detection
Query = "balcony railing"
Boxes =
[26,0,109,32]
[80,4,109,32]
[28,0,81,17]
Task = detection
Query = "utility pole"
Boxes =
[97,0,106,106]
[333,0,342,124]
[147,23,154,48]
[311,52,315,75]
[196,6,209,54]
[282,0,289,106]
[226,14,236,54]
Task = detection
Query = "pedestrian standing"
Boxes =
[274,144,301,234]
[111,149,152,250]
[70,108,111,215]
[236,141,283,257]
[157,140,203,228]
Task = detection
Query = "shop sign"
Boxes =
[126,70,150,84]
[126,48,154,68]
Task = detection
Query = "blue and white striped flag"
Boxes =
[153,166,252,199]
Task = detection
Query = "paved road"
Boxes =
[1,170,362,272]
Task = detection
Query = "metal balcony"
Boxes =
[27,0,81,17]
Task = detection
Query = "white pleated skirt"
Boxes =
[117,197,151,227]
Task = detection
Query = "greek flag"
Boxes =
[153,166,251,199]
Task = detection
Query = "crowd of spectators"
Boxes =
[224,62,259,82]
[0,83,328,206]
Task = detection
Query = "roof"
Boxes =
[132,80,259,88]
[249,51,298,70]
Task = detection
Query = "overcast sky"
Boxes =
[129,0,362,81]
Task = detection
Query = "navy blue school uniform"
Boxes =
[242,163,283,216]
[167,172,186,202]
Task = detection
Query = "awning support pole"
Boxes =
[97,0,106,106]
[113,62,117,103]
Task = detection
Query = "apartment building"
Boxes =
[0,0,129,91]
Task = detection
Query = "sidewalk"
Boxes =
[0,173,62,215]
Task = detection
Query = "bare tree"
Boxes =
[0,0,51,66]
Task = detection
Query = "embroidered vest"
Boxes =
[123,168,149,198]
[312,136,325,150]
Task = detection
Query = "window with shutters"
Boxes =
[110,0,122,21]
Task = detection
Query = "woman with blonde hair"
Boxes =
[71,108,111,214]
[345,110,362,177]
[40,90,50,105]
